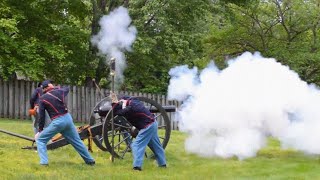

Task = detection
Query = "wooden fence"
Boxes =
[0,79,180,130]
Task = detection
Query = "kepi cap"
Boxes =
[42,80,51,89]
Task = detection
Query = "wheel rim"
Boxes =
[89,97,112,151]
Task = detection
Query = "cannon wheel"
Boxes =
[89,97,111,151]
[103,96,171,158]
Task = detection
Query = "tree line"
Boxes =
[1,0,319,93]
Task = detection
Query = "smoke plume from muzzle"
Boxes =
[91,6,137,87]
[168,52,320,160]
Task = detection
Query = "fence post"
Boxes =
[89,87,95,121]
[8,80,14,119]
[0,79,3,118]
[85,86,90,124]
[67,85,73,119]
[14,79,19,119]
[19,80,25,119]
[3,80,8,118]
[72,86,77,121]
[80,86,85,123]
[25,81,31,120]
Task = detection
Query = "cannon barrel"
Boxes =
[94,105,176,116]
[0,128,34,142]
[156,105,176,112]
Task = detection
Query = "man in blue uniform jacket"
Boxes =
[112,95,167,171]
[35,80,95,166]
[29,82,51,134]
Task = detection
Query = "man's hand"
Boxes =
[110,92,118,103]
[34,132,41,140]
[130,126,139,138]
[119,100,127,109]
[29,109,36,116]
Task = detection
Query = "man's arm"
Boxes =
[29,89,39,109]
[38,100,46,132]
[60,86,70,98]
[61,86,70,93]
[113,101,132,116]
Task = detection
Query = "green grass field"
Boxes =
[1,118,320,180]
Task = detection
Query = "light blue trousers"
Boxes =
[36,113,95,165]
[131,121,166,168]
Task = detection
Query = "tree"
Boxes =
[0,0,93,84]
[203,0,320,85]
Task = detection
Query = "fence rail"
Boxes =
[0,79,180,130]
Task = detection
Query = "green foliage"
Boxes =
[98,77,109,88]
[0,0,92,84]
[1,0,320,92]
[2,118,320,179]
[203,0,320,85]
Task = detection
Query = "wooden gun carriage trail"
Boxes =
[0,78,179,159]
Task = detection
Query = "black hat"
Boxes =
[42,80,51,89]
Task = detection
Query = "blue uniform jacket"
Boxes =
[113,96,155,130]
[38,86,69,131]
[30,87,43,109]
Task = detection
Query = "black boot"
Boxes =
[133,166,142,171]
[86,161,95,166]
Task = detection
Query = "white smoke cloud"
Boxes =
[168,51,320,159]
[91,6,137,86]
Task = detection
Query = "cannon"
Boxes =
[0,95,176,159]
[90,96,175,158]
